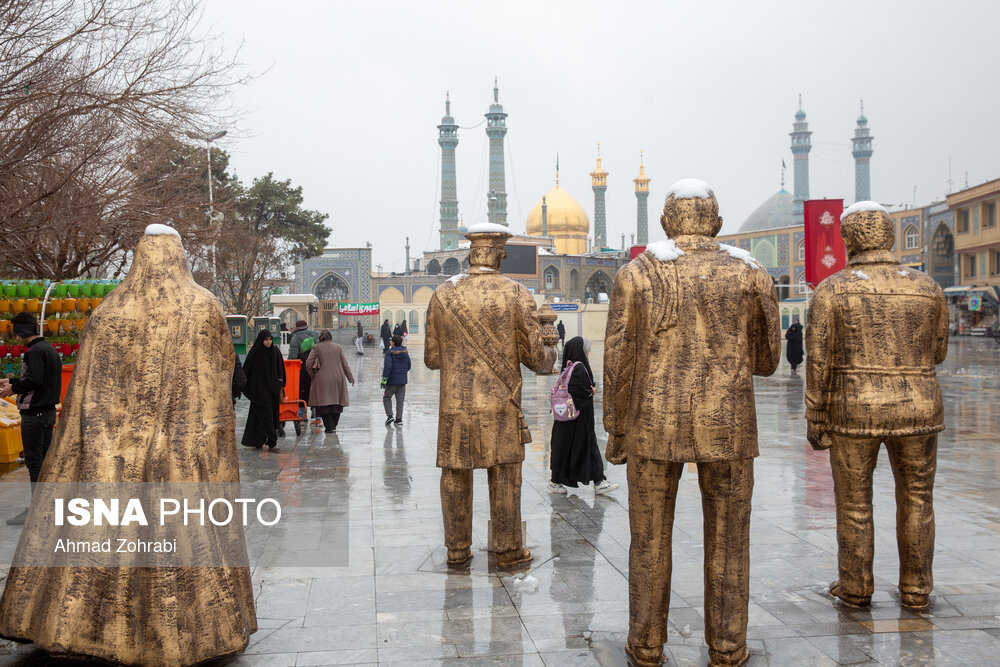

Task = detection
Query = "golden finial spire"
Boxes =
[555,152,559,188]
[634,151,650,192]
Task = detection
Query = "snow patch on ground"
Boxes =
[852,270,870,280]
[841,201,887,221]
[898,270,910,277]
[719,244,762,268]
[646,239,685,262]
[666,178,713,200]
[512,575,539,594]
[144,224,180,237]
[447,273,467,285]
[467,222,511,234]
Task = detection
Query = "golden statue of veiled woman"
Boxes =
[0,225,256,665]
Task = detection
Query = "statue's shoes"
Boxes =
[900,591,930,609]
[829,580,871,608]
[624,642,662,666]
[446,548,472,567]
[496,547,532,569]
[709,644,750,666]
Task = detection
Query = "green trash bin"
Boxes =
[226,315,249,358]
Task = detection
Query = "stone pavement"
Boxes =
[2,337,1000,665]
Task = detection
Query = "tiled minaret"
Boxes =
[789,95,812,225]
[852,100,874,203]
[591,144,608,249]
[437,92,461,249]
[634,151,650,245]
[485,78,508,225]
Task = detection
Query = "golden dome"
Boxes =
[525,185,590,254]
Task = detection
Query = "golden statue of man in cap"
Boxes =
[603,179,780,667]
[425,223,554,569]
[806,202,949,610]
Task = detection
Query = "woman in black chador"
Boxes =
[547,337,619,495]
[786,320,804,372]
[241,329,285,451]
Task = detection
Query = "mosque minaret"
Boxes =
[634,152,650,245]
[485,78,508,225]
[437,92,461,250]
[789,95,812,225]
[852,100,874,202]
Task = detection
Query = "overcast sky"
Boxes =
[202,0,1000,272]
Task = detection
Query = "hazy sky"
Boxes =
[202,0,1000,272]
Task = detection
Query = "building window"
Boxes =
[904,225,919,250]
[544,267,559,290]
[986,202,997,229]
[958,209,970,234]
[570,269,579,291]
[796,240,805,261]
[993,250,1000,276]
[967,254,977,278]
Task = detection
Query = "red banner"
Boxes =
[629,245,646,260]
[803,199,846,288]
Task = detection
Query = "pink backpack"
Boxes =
[549,361,579,421]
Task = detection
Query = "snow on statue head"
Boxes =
[840,202,893,258]
[660,179,722,238]
[465,222,511,269]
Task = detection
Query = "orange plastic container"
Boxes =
[60,364,75,405]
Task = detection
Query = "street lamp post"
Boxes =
[185,130,227,294]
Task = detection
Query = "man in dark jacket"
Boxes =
[380,319,392,351]
[0,313,62,525]
[382,335,410,426]
[556,320,566,347]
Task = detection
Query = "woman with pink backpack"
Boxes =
[547,337,619,495]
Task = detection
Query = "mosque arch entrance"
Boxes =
[443,257,461,275]
[277,308,304,327]
[776,275,790,302]
[427,259,441,275]
[585,271,613,302]
[930,223,955,288]
[544,266,560,290]
[314,272,351,329]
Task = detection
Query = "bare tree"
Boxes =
[0,0,246,276]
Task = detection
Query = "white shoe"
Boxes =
[546,482,567,494]
[595,480,619,495]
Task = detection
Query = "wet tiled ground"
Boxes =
[2,337,1000,665]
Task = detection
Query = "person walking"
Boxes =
[306,330,355,433]
[355,320,365,356]
[0,313,61,525]
[557,320,566,348]
[381,334,411,426]
[288,319,320,425]
[380,319,392,351]
[240,329,285,452]
[786,320,804,372]
[232,353,246,407]
[401,320,409,346]
[547,337,619,496]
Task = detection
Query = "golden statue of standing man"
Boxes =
[806,202,949,610]
[425,223,554,568]
[604,180,780,667]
